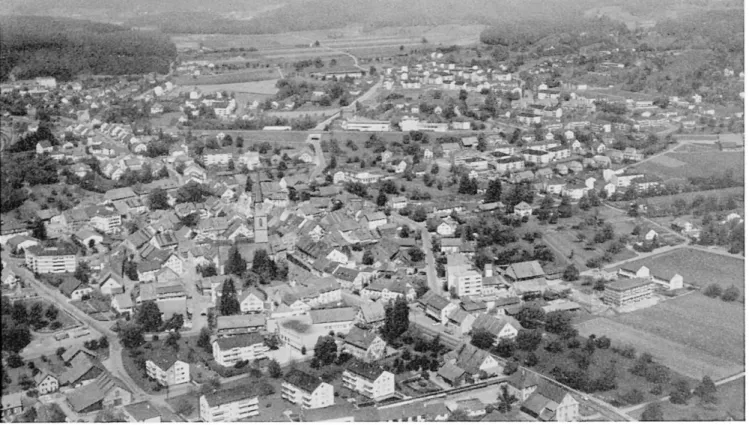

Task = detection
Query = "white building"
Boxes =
[25,245,77,274]
[342,361,395,401]
[212,334,269,367]
[446,254,482,297]
[281,370,335,409]
[145,357,190,387]
[200,385,259,422]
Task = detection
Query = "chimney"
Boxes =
[484,263,493,278]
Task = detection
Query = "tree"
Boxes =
[485,179,503,203]
[95,408,126,422]
[694,375,718,404]
[197,327,212,351]
[516,305,546,329]
[557,195,573,218]
[73,260,91,285]
[174,399,194,416]
[147,188,169,210]
[376,190,388,207]
[36,403,67,422]
[118,322,144,349]
[721,285,740,302]
[135,301,162,332]
[31,219,47,240]
[407,247,425,263]
[503,360,519,375]
[412,206,427,222]
[252,249,277,282]
[497,385,518,413]
[641,403,664,421]
[495,338,516,358]
[448,409,469,422]
[381,297,409,342]
[268,359,282,378]
[360,247,376,266]
[7,353,24,368]
[516,329,543,351]
[669,379,692,404]
[545,311,573,335]
[313,335,338,366]
[562,264,580,281]
[28,301,44,327]
[219,278,241,316]
[225,245,247,276]
[471,329,496,350]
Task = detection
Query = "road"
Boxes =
[1,253,185,414]
[308,136,327,179]
[390,214,442,296]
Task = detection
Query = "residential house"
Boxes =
[342,361,395,400]
[199,385,259,422]
[281,370,335,410]
[145,353,190,387]
[520,380,579,422]
[212,333,269,367]
[471,313,520,340]
[341,327,387,362]
[66,373,132,414]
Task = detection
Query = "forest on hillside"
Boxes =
[0,16,177,82]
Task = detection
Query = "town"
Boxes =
[0,1,745,423]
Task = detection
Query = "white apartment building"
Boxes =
[212,334,269,367]
[281,370,335,409]
[25,245,77,274]
[89,206,122,234]
[342,361,395,401]
[145,357,190,387]
[200,386,259,422]
[342,119,391,132]
[201,150,233,167]
[446,254,483,297]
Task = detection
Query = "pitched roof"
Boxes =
[284,369,324,393]
[343,327,380,350]
[345,360,387,381]
[418,290,451,312]
[444,343,493,375]
[358,301,386,323]
[472,313,520,336]
[438,362,467,381]
[67,373,130,412]
[123,401,161,421]
[216,314,266,330]
[507,370,539,390]
[505,260,545,280]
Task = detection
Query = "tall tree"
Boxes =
[31,219,47,240]
[381,297,409,342]
[485,179,503,203]
[640,403,664,421]
[497,385,518,413]
[693,375,718,404]
[148,188,169,210]
[376,190,388,207]
[135,301,162,332]
[470,329,496,350]
[313,335,338,366]
[225,245,247,276]
[516,305,546,329]
[219,278,241,316]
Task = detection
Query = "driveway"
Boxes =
[391,214,443,296]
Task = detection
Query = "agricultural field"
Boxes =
[174,68,280,86]
[631,151,744,181]
[626,186,744,213]
[575,317,743,380]
[177,80,279,95]
[630,377,745,421]
[612,293,744,365]
[673,143,722,153]
[615,247,744,293]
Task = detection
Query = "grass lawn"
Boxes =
[166,393,201,421]
[614,187,744,214]
[575,317,742,380]
[615,247,744,293]
[632,151,744,181]
[612,293,744,366]
[542,227,637,271]
[630,377,745,421]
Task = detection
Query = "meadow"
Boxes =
[632,151,744,181]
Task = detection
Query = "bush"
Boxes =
[704,283,723,298]
[175,399,194,416]
[721,285,740,302]
[620,389,645,405]
[613,345,637,359]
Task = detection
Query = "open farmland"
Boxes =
[575,317,743,380]
[176,80,279,95]
[615,247,744,293]
[630,377,745,421]
[612,293,744,365]
[632,151,744,181]
[621,186,744,213]
[174,68,280,85]
[542,226,638,271]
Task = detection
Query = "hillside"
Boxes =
[0,16,177,81]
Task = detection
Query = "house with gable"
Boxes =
[520,379,580,422]
[281,370,335,409]
[145,352,190,387]
[341,327,387,362]
[471,313,521,340]
[418,290,457,325]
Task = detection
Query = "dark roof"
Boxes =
[507,370,539,390]
[67,373,131,412]
[284,369,324,393]
[301,403,356,422]
[148,349,188,371]
[345,360,386,381]
[202,385,258,407]
[343,327,380,350]
[535,379,570,404]
[605,278,651,292]
[214,333,265,351]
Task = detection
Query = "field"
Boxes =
[615,247,744,293]
[617,187,744,213]
[631,151,744,181]
[575,317,743,380]
[176,80,278,95]
[174,68,280,85]
[629,377,745,421]
[613,293,744,365]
